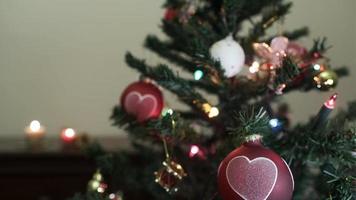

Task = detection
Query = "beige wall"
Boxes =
[0,0,355,138]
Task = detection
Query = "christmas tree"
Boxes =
[71,1,355,199]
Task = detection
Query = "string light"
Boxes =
[275,84,286,95]
[269,119,279,128]
[189,145,200,158]
[208,107,219,118]
[249,61,260,73]
[97,183,108,193]
[161,108,174,116]
[313,64,321,71]
[200,103,219,118]
[324,93,337,109]
[194,70,204,80]
[109,194,116,199]
[312,93,338,130]
[269,118,284,133]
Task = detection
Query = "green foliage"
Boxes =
[274,56,301,87]
[73,0,354,199]
[229,107,271,139]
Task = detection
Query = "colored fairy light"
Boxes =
[313,64,321,71]
[208,107,219,118]
[324,93,338,109]
[194,70,204,80]
[269,118,279,128]
[249,61,260,73]
[269,118,284,133]
[189,145,200,157]
[201,103,219,118]
[275,84,286,95]
[312,93,338,130]
[109,194,116,199]
[161,108,174,116]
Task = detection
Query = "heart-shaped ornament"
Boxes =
[124,91,158,122]
[226,156,278,200]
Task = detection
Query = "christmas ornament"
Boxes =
[313,69,338,90]
[209,35,246,78]
[218,135,294,200]
[88,170,108,194]
[121,81,163,122]
[164,8,178,21]
[286,42,307,61]
[312,93,337,130]
[154,138,187,192]
[253,36,289,67]
[154,159,187,192]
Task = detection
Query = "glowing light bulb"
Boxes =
[61,128,77,142]
[269,118,279,128]
[249,61,260,73]
[64,128,75,138]
[190,145,199,155]
[324,79,334,85]
[194,70,204,80]
[30,120,41,132]
[313,64,321,71]
[109,194,116,199]
[162,108,174,116]
[208,107,219,118]
[324,93,338,109]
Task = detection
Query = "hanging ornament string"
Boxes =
[162,137,170,161]
[154,137,187,193]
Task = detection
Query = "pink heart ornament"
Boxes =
[124,91,158,122]
[226,156,278,200]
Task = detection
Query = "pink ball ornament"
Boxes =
[121,81,164,122]
[270,36,289,52]
[218,135,294,200]
[286,42,307,60]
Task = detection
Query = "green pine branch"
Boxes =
[125,52,210,109]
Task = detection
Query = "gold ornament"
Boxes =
[313,69,338,90]
[154,159,187,193]
[154,138,187,193]
[88,170,108,194]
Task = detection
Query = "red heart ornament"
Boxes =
[218,139,294,200]
[124,92,158,122]
[226,156,277,200]
[121,81,163,122]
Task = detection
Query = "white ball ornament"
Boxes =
[209,35,246,78]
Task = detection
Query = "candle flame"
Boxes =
[64,128,76,138]
[30,120,41,132]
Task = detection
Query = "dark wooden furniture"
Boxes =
[0,152,96,200]
[0,137,129,200]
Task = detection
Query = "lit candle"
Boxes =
[25,120,46,150]
[60,128,77,143]
[25,120,46,139]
